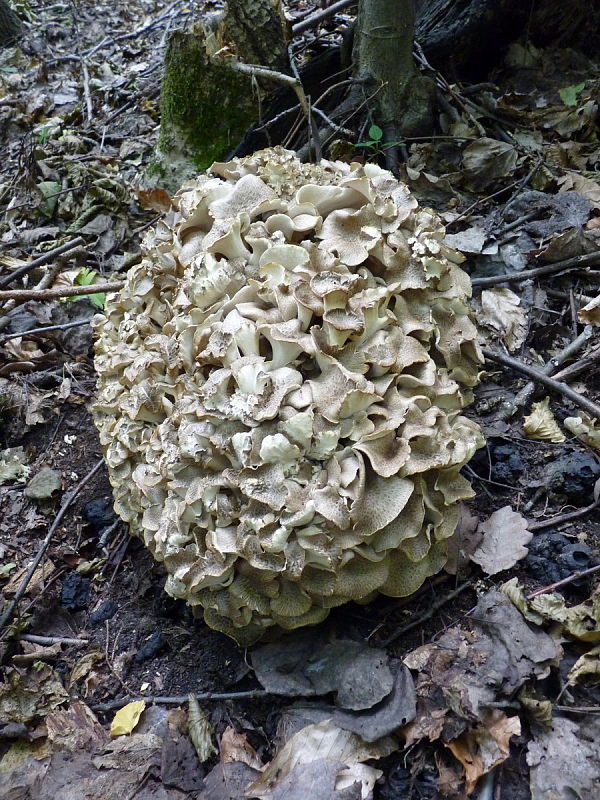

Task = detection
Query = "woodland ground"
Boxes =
[0,2,600,799]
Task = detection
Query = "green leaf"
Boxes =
[559,81,586,107]
[75,268,97,286]
[354,141,377,148]
[87,292,106,310]
[37,181,61,217]
[368,124,383,142]
[0,563,17,577]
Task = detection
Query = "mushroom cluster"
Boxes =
[93,148,483,644]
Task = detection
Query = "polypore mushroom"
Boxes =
[93,147,483,645]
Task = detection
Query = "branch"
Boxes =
[0,281,125,302]
[0,460,105,634]
[91,689,269,713]
[482,348,600,420]
[292,0,356,36]
[472,252,600,288]
[0,237,86,290]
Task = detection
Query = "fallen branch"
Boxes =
[482,347,600,420]
[472,252,600,288]
[501,326,595,419]
[20,633,89,646]
[0,236,85,290]
[292,0,356,36]
[0,281,124,302]
[0,459,105,634]
[526,563,600,599]
[379,580,474,647]
[528,498,600,532]
[0,317,94,345]
[91,689,269,713]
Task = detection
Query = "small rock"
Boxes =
[547,452,600,504]
[134,631,168,663]
[490,443,524,484]
[526,533,597,585]
[89,600,118,625]
[61,572,91,612]
[24,467,62,500]
[83,496,117,534]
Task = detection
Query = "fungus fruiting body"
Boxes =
[93,148,483,644]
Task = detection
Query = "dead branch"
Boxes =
[292,0,356,36]
[526,563,600,599]
[0,236,85,289]
[91,689,269,713]
[482,347,600,420]
[472,252,600,288]
[0,281,125,302]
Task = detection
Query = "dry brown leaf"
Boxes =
[447,710,520,794]
[470,506,532,575]
[564,414,600,449]
[568,644,600,685]
[523,397,565,442]
[136,188,173,212]
[445,503,481,575]
[478,288,528,352]
[220,727,262,769]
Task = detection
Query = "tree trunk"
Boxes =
[352,0,434,138]
[150,0,289,190]
[0,0,20,48]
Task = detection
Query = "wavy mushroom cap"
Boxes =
[93,148,483,645]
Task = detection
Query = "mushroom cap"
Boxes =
[93,147,483,645]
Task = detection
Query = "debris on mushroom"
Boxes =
[93,148,484,645]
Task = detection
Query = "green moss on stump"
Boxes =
[158,32,258,180]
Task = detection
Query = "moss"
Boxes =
[158,32,258,179]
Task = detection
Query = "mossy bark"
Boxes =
[0,0,21,48]
[152,0,288,190]
[352,0,434,138]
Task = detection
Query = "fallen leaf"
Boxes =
[578,296,600,325]
[110,700,146,737]
[0,447,30,485]
[462,138,518,191]
[246,720,395,799]
[564,414,600,449]
[220,727,262,769]
[24,467,62,500]
[136,187,173,212]
[447,710,520,793]
[527,717,600,800]
[470,506,532,575]
[478,288,528,352]
[188,694,216,763]
[0,663,68,724]
[568,644,600,685]
[523,397,565,442]
[252,633,394,711]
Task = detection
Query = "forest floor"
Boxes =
[1,2,600,799]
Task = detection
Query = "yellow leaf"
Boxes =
[523,397,565,442]
[110,700,146,737]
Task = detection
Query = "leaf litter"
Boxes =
[1,1,600,798]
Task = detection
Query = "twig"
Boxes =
[0,317,94,345]
[91,689,269,713]
[528,498,600,532]
[552,343,600,383]
[501,326,595,419]
[0,237,85,289]
[311,106,353,137]
[482,348,600,420]
[20,633,89,646]
[227,60,311,120]
[0,281,124,302]
[379,581,474,647]
[0,459,105,633]
[472,252,600,288]
[526,563,600,599]
[554,705,600,715]
[81,58,93,123]
[292,0,356,36]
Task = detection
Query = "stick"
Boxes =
[526,563,600,599]
[91,689,269,713]
[20,633,89,646]
[501,326,595,419]
[292,0,356,36]
[482,348,600,419]
[0,317,94,345]
[379,581,474,647]
[528,498,600,532]
[0,281,124,302]
[0,459,105,633]
[472,252,600,288]
[0,237,85,289]
[81,58,93,122]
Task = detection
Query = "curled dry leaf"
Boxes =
[477,288,528,352]
[523,397,565,443]
[470,506,532,575]
[93,147,483,644]
[564,413,600,450]
[188,694,216,763]
[110,699,146,737]
[578,295,600,325]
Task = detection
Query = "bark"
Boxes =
[0,0,20,48]
[150,0,288,190]
[352,0,434,138]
